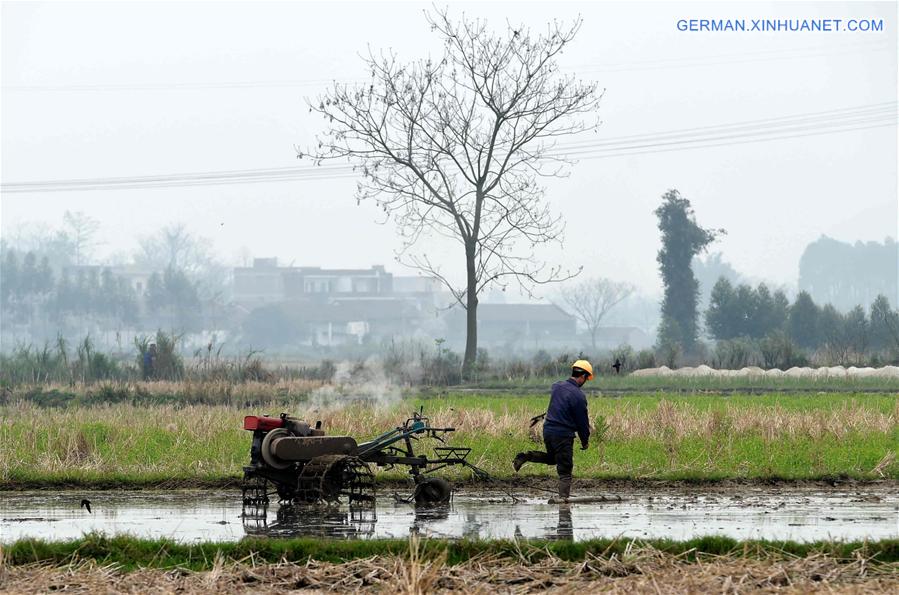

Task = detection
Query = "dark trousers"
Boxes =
[522,433,574,478]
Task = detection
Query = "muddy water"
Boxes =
[1,485,897,543]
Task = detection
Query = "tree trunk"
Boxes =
[590,326,597,353]
[462,243,478,379]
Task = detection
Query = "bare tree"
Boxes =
[133,224,226,301]
[306,9,601,374]
[559,277,635,351]
[62,211,101,266]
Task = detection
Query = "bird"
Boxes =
[612,358,623,374]
[80,499,92,514]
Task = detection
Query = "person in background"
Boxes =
[143,342,158,380]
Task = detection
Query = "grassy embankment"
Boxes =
[3,533,899,569]
[2,391,896,487]
[3,535,897,593]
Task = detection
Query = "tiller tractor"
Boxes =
[241,408,488,506]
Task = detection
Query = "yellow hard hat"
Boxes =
[572,359,594,380]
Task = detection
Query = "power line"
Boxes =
[548,112,896,158]
[555,120,896,161]
[559,102,897,148]
[2,103,895,193]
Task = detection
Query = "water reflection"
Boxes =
[241,503,376,539]
[4,488,893,544]
[553,506,573,540]
[411,504,451,537]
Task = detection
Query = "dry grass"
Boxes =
[1,395,897,483]
[1,544,896,594]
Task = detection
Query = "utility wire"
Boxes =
[558,102,896,148]
[2,103,895,193]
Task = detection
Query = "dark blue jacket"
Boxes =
[542,378,590,444]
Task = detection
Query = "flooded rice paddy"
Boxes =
[2,484,897,543]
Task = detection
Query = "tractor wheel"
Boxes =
[414,477,452,506]
[276,484,297,502]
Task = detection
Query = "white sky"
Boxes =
[1,1,896,297]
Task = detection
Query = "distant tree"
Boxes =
[655,189,723,352]
[761,286,790,337]
[705,277,737,340]
[559,277,635,351]
[869,294,899,351]
[62,211,101,266]
[146,272,165,313]
[693,252,741,310]
[844,305,869,362]
[818,304,849,364]
[305,9,600,376]
[3,224,77,270]
[135,224,226,303]
[1,248,20,305]
[19,252,40,295]
[241,304,304,349]
[145,267,202,331]
[96,268,138,324]
[799,236,897,311]
[759,331,806,369]
[705,279,789,341]
[746,283,789,339]
[789,291,820,349]
[53,270,75,319]
[36,256,54,293]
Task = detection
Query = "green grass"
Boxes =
[461,373,899,392]
[1,392,897,487]
[4,533,898,570]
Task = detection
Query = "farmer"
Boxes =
[142,342,158,380]
[512,360,593,501]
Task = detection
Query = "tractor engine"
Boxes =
[242,413,373,505]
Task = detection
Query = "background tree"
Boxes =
[818,304,849,364]
[145,267,202,332]
[706,279,789,341]
[241,303,304,349]
[1,247,20,307]
[755,284,790,338]
[789,291,820,349]
[559,277,635,351]
[843,305,869,362]
[704,277,737,340]
[655,189,723,353]
[135,223,228,307]
[693,252,741,311]
[869,294,899,352]
[306,10,600,375]
[799,236,897,311]
[62,210,101,266]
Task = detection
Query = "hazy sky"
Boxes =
[2,1,896,298]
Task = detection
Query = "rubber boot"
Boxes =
[513,453,528,472]
[558,475,572,502]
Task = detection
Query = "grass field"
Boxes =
[466,373,899,392]
[4,374,899,409]
[2,392,896,486]
[4,533,899,569]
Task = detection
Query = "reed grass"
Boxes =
[1,393,896,485]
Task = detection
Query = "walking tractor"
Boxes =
[241,408,489,506]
